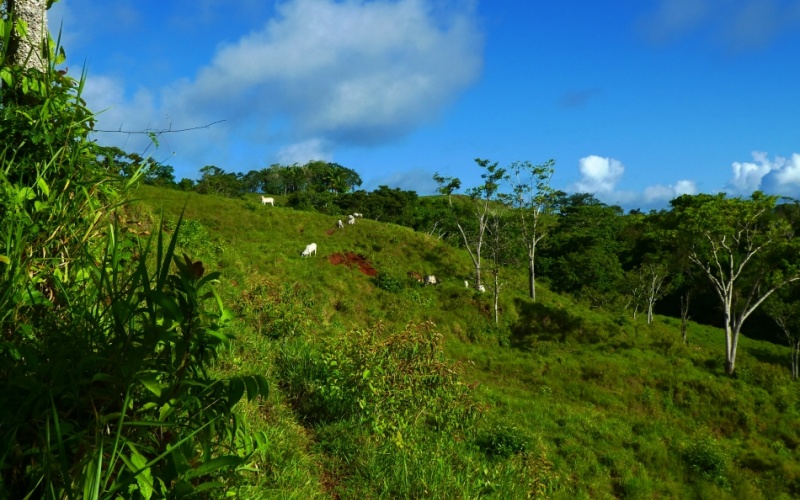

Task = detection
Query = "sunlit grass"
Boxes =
[131,185,800,498]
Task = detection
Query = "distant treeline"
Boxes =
[97,145,800,352]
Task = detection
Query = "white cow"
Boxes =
[352,213,363,218]
[424,275,439,286]
[477,284,486,293]
[464,280,469,288]
[347,215,355,225]
[261,196,274,206]
[300,243,317,257]
[337,219,344,229]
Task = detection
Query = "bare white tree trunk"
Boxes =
[691,239,795,376]
[645,268,666,325]
[680,290,691,344]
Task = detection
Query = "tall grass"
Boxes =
[0,39,268,497]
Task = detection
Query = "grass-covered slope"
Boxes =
[131,185,800,499]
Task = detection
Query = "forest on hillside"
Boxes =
[112,148,800,380]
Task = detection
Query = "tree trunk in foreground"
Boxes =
[6,0,49,73]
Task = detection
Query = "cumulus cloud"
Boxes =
[723,150,800,197]
[754,152,800,197]
[570,155,698,209]
[573,155,625,194]
[158,0,482,160]
[643,180,697,203]
[277,138,332,165]
[640,0,800,51]
[72,0,482,177]
[727,151,776,193]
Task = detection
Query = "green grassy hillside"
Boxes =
[129,185,800,499]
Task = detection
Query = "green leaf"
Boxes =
[0,255,9,265]
[139,373,162,397]
[184,456,244,480]
[128,444,155,500]
[36,176,51,197]
[227,378,245,408]
[0,68,12,87]
[242,376,258,402]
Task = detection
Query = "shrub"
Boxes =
[683,436,729,487]
[477,424,531,459]
[372,271,404,293]
[276,322,481,435]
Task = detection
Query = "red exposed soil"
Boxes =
[328,252,378,276]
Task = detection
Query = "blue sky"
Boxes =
[48,0,800,209]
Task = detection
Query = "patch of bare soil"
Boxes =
[328,252,378,276]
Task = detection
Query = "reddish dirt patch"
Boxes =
[328,252,378,276]
[325,228,336,235]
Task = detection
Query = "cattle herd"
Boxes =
[260,197,484,292]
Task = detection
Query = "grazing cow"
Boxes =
[408,271,424,283]
[337,219,344,229]
[352,213,363,218]
[300,243,317,257]
[477,284,486,293]
[261,196,274,206]
[424,275,439,286]
[347,215,355,225]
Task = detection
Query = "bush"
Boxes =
[372,271,404,293]
[683,436,729,487]
[477,424,531,459]
[276,322,481,435]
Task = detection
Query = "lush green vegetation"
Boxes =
[2,2,799,497]
[110,185,798,499]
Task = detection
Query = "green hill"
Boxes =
[129,184,800,499]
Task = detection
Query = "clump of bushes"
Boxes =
[372,271,404,293]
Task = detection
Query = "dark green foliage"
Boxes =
[541,193,627,306]
[477,425,531,459]
[276,322,480,432]
[683,436,730,486]
[372,271,404,292]
[0,26,267,497]
[194,165,247,197]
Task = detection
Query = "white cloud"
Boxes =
[78,0,482,176]
[723,151,800,197]
[170,0,479,151]
[728,151,776,192]
[643,180,697,203]
[277,138,331,165]
[573,155,625,194]
[757,153,800,197]
[570,155,698,209]
[771,153,800,186]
